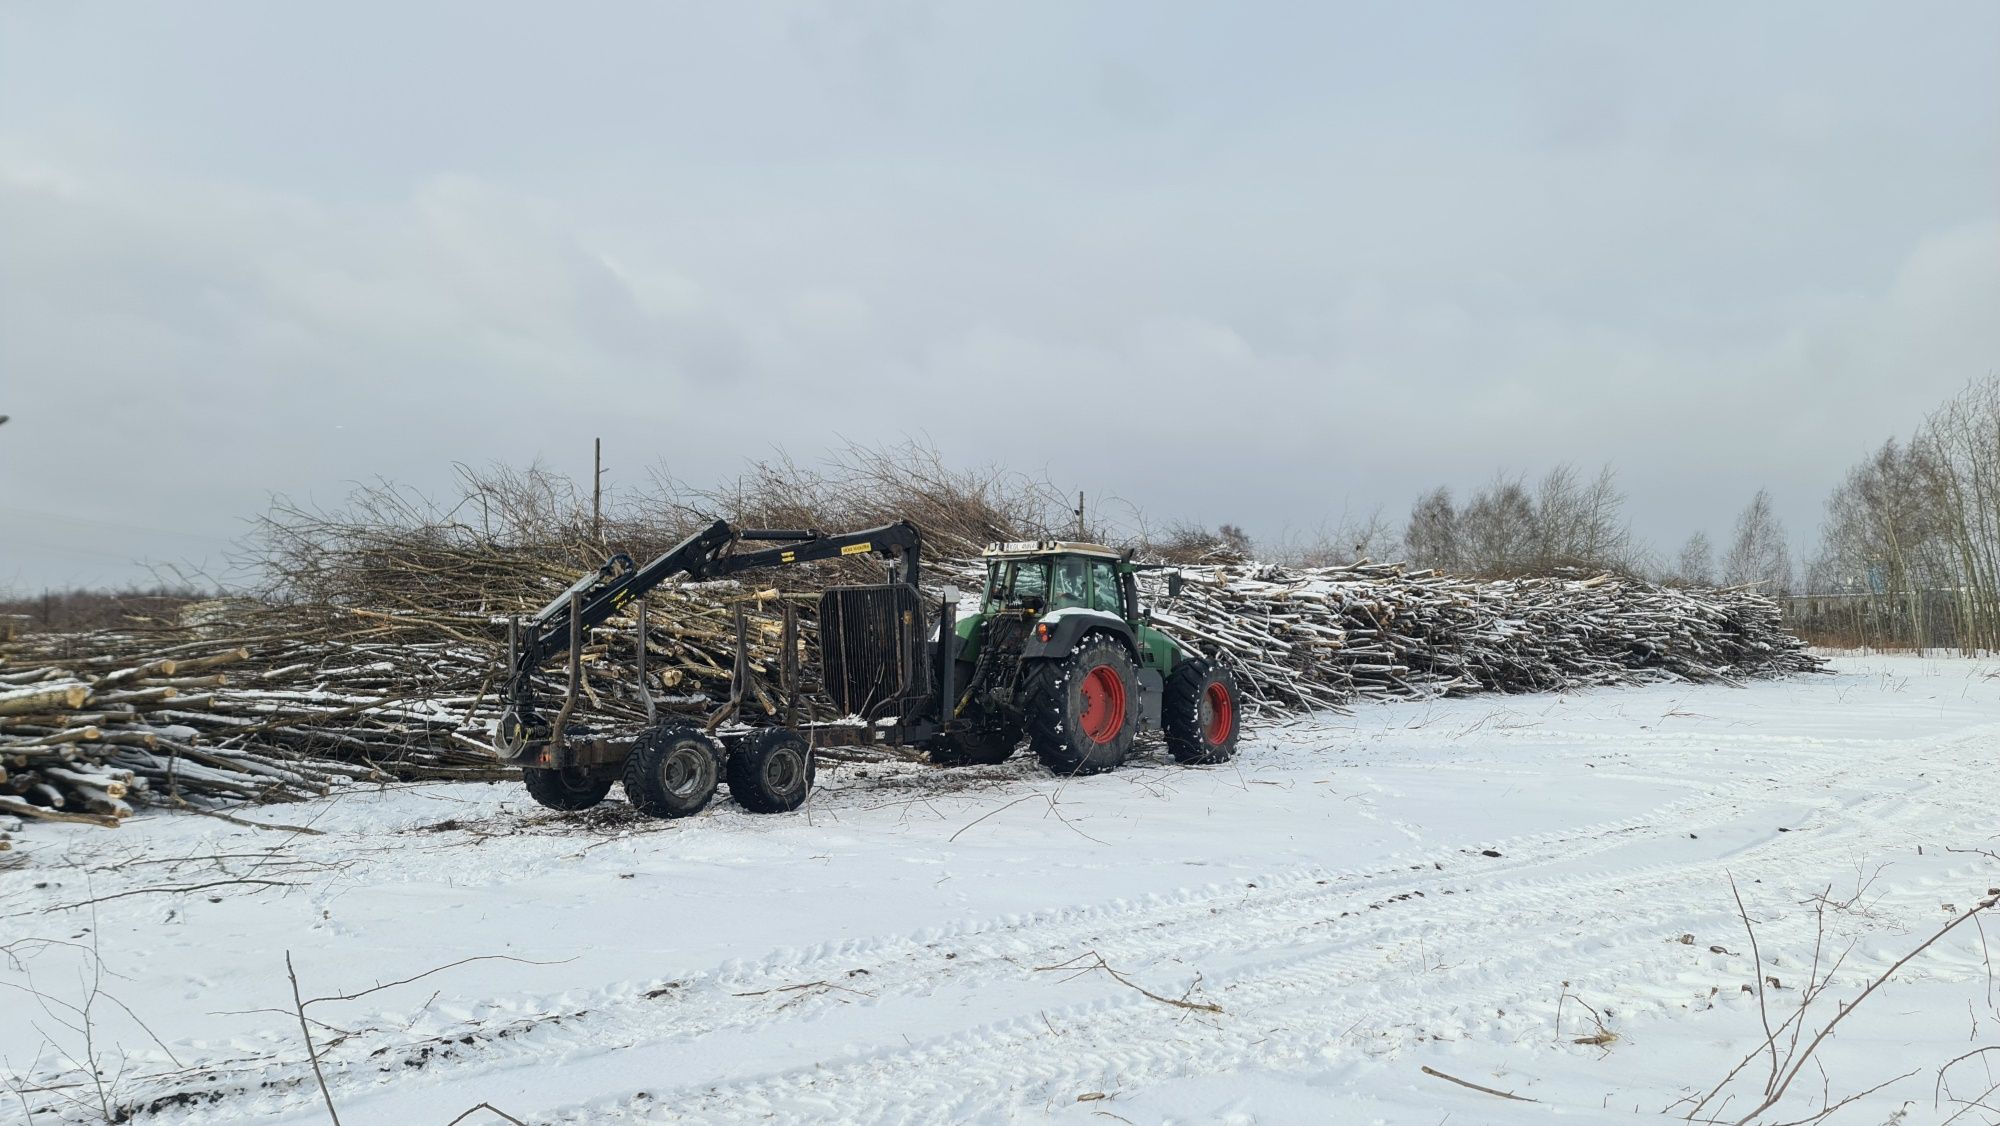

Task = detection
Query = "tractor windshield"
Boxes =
[986,559,1051,607]
[984,556,1092,611]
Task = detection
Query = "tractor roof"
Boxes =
[981,540,1124,561]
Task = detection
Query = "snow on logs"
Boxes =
[0,637,511,826]
[1137,562,1819,715]
[0,563,1816,826]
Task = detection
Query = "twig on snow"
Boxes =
[1420,1065,1537,1102]
[1035,950,1222,1014]
[286,951,340,1126]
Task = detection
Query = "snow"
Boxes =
[3,654,1999,1124]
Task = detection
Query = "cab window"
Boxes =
[1051,557,1088,609]
[986,560,1050,607]
[1088,560,1121,613]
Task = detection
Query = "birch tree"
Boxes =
[1722,490,1793,593]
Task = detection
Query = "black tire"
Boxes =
[1024,634,1139,776]
[928,717,1022,766]
[1164,658,1242,765]
[521,765,613,811]
[622,723,722,819]
[726,728,816,814]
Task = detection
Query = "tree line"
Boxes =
[1174,376,1997,651]
[1179,465,1795,594]
[1804,375,2000,650]
[12,375,1998,653]
[1399,467,1792,593]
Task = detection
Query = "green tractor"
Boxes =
[934,540,1242,775]
[494,522,1242,818]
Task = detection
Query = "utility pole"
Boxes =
[592,438,604,542]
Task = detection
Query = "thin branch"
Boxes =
[1035,951,1222,1014]
[286,951,340,1126]
[1420,1065,1538,1102]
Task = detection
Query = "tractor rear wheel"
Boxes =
[521,766,613,811]
[1024,634,1138,776]
[1164,658,1241,765]
[622,723,722,819]
[726,728,816,814]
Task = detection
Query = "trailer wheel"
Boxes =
[623,723,722,819]
[727,728,816,814]
[521,766,613,811]
[1164,658,1241,765]
[1024,634,1138,776]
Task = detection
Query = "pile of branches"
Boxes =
[0,560,1816,826]
[1139,562,1820,714]
[0,618,508,826]
[0,578,842,825]
[0,450,1817,826]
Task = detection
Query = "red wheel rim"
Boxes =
[1202,681,1233,744]
[1078,666,1127,743]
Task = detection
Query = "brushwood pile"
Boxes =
[0,549,1818,827]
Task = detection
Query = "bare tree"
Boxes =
[1145,522,1253,564]
[1917,376,2000,652]
[1338,507,1400,564]
[1404,465,1635,577]
[1796,377,2000,651]
[1404,487,1460,571]
[1532,464,1635,572]
[1722,490,1794,594]
[1672,532,1715,587]
[1459,475,1537,575]
[1277,506,1403,567]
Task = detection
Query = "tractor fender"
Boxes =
[1020,608,1135,662]
[1020,612,1162,729]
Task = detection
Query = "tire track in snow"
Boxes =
[540,760,1991,1123]
[134,735,1983,1123]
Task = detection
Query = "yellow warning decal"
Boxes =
[781,550,796,563]
[841,542,873,556]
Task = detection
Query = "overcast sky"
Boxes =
[2,1,1996,591]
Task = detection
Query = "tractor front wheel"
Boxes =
[623,723,722,819]
[1024,635,1138,776]
[1164,658,1241,765]
[727,728,816,814]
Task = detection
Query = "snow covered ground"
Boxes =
[4,654,1999,1125]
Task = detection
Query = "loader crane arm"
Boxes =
[495,518,922,757]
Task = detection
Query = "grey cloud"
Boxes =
[1,1,1995,590]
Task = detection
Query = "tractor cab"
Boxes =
[978,540,1130,617]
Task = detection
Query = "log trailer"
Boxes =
[495,520,1241,818]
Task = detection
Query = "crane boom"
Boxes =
[497,519,923,756]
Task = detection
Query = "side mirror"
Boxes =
[1167,572,1184,597]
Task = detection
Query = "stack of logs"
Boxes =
[1135,562,1821,714]
[0,638,507,826]
[0,586,813,826]
[0,561,1818,826]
